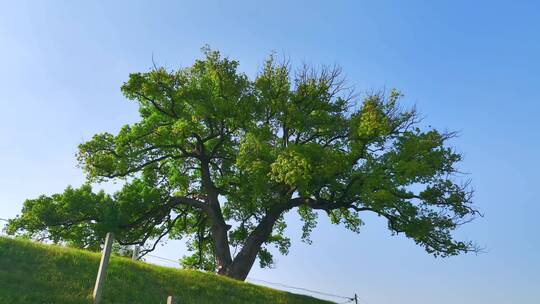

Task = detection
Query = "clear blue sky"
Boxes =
[1,1,539,303]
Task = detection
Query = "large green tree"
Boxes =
[7,48,479,280]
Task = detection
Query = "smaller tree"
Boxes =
[7,48,480,280]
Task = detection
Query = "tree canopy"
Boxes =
[7,47,479,280]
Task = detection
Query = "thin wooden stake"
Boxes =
[132,245,140,260]
[93,232,114,304]
[167,295,175,304]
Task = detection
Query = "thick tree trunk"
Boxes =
[208,207,233,274]
[226,207,285,280]
[199,150,287,280]
[199,159,234,274]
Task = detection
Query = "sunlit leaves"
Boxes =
[8,47,478,272]
[6,185,115,250]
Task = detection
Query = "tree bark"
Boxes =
[208,206,233,274]
[226,206,286,280]
[200,158,233,274]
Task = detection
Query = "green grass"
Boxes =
[0,237,332,304]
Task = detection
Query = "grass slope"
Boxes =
[0,237,332,304]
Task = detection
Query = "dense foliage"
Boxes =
[7,48,479,280]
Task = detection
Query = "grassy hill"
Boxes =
[0,237,332,304]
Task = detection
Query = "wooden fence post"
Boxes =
[132,245,140,260]
[167,295,176,304]
[93,232,114,304]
